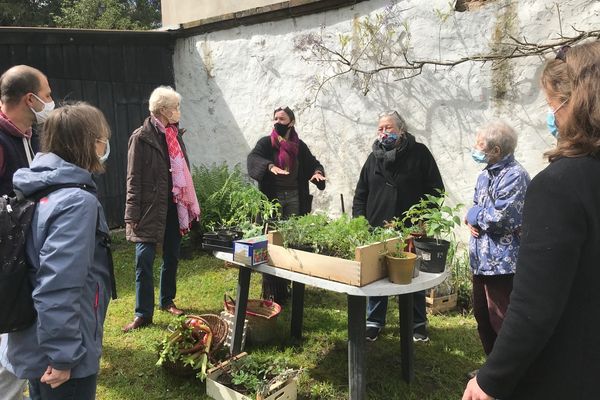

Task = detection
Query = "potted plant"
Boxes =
[206,352,300,400]
[377,222,417,284]
[401,190,463,273]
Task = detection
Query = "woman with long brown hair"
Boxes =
[463,41,600,400]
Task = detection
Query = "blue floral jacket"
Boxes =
[466,155,531,275]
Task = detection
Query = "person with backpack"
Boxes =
[0,64,54,400]
[0,103,113,400]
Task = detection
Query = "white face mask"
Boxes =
[97,139,110,164]
[30,93,55,124]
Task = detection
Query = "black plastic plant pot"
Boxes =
[216,228,243,242]
[413,238,450,273]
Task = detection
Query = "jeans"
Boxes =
[134,202,181,320]
[274,189,300,217]
[262,189,299,303]
[366,291,427,331]
[472,274,514,355]
[29,374,96,400]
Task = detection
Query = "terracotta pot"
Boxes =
[385,252,417,284]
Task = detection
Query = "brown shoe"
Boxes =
[160,303,184,316]
[122,316,152,332]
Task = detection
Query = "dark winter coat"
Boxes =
[0,127,38,196]
[352,134,444,227]
[247,136,325,215]
[125,117,190,243]
[477,155,600,399]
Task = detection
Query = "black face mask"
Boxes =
[274,122,289,136]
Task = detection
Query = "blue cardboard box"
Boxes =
[233,235,268,266]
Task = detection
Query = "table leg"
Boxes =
[231,266,251,356]
[290,281,305,340]
[398,293,414,383]
[347,295,366,400]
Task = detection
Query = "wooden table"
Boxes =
[214,251,447,400]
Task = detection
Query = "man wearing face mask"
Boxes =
[123,86,200,332]
[0,65,54,196]
[247,106,326,303]
[0,64,53,400]
[464,121,530,379]
[353,110,444,343]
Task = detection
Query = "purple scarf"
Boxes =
[270,128,299,170]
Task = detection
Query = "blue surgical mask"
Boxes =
[546,99,568,138]
[546,109,559,138]
[471,149,488,164]
[379,132,399,149]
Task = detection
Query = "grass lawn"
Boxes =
[98,231,484,399]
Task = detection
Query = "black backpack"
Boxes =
[0,184,117,334]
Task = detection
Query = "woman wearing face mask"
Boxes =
[247,106,326,304]
[464,121,530,379]
[352,110,444,342]
[463,42,600,400]
[122,86,200,332]
[0,103,114,400]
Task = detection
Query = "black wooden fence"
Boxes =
[0,27,175,227]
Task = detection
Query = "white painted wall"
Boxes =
[173,0,599,230]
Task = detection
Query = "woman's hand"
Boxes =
[462,377,493,400]
[464,218,480,238]
[40,366,71,389]
[310,171,326,182]
[269,165,289,175]
[127,221,139,230]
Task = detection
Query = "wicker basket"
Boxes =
[162,314,229,377]
[223,295,281,344]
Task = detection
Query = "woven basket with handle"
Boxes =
[223,295,281,344]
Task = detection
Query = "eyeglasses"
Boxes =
[555,45,570,62]
[96,138,108,144]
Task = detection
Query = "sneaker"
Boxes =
[366,326,381,342]
[413,325,429,343]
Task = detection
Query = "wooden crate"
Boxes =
[426,291,457,314]
[206,353,297,400]
[267,231,402,287]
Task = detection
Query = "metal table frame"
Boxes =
[214,251,447,400]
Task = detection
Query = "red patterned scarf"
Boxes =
[160,120,200,234]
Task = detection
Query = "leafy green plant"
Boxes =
[402,190,463,242]
[447,242,472,311]
[155,316,213,381]
[191,163,281,241]
[276,214,398,259]
[217,354,300,398]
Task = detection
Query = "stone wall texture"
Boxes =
[173,0,600,235]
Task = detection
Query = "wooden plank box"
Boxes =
[206,353,297,400]
[267,231,402,287]
[426,291,458,314]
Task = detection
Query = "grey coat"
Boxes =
[0,153,112,379]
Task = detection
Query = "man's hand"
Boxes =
[40,366,71,389]
[462,377,493,400]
